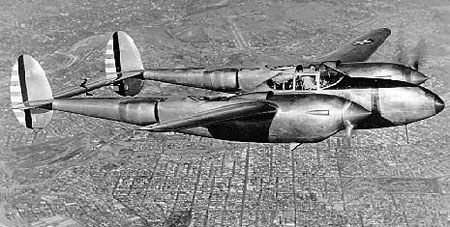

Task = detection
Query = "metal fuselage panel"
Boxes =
[155,97,276,142]
[156,97,251,123]
[50,77,440,143]
[158,94,367,143]
[237,68,282,92]
[266,95,347,143]
[52,98,159,125]
[318,88,435,128]
[205,112,276,142]
[271,78,439,129]
[338,63,406,82]
[203,94,368,143]
[51,94,362,143]
[144,68,240,91]
[111,77,144,97]
[337,62,426,85]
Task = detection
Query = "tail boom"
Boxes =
[51,98,159,126]
[143,68,240,92]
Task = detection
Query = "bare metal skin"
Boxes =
[142,62,428,94]
[9,29,444,144]
[49,93,370,143]
[254,66,443,129]
[337,63,427,85]
[47,76,443,143]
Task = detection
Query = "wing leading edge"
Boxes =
[317,28,391,63]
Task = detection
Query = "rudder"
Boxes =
[105,31,144,78]
[105,31,145,96]
[10,55,53,129]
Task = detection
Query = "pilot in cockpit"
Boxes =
[300,65,317,90]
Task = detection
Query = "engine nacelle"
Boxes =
[111,77,144,97]
[267,94,370,143]
[337,62,428,85]
[52,98,158,126]
[204,94,370,143]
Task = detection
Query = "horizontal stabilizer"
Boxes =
[10,55,53,129]
[140,101,277,132]
[52,31,147,99]
[52,31,145,99]
[52,76,117,99]
[11,99,54,110]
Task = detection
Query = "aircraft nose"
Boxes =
[410,71,428,85]
[379,28,392,36]
[425,89,445,115]
[434,95,445,114]
[343,101,371,124]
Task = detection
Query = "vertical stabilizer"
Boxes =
[10,55,53,129]
[105,31,144,79]
[105,31,145,96]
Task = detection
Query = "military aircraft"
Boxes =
[52,28,427,98]
[9,28,444,143]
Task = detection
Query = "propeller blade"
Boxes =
[394,35,426,71]
[411,38,426,70]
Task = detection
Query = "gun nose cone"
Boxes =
[410,71,428,85]
[343,102,371,124]
[434,95,445,114]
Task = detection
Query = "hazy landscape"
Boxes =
[1,0,450,226]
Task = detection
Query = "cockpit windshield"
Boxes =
[266,63,344,91]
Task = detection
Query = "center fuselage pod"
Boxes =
[273,77,444,129]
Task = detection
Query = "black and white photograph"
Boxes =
[1,0,450,226]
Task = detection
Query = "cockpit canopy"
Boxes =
[266,63,344,91]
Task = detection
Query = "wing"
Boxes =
[316,28,391,63]
[140,101,277,132]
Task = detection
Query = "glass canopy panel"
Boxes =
[266,64,344,91]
